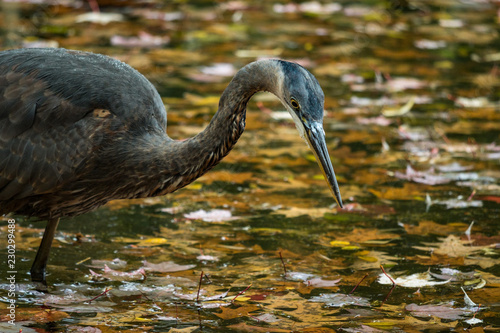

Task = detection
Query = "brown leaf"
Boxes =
[461,287,500,307]
[303,277,341,288]
[408,253,465,266]
[214,305,260,320]
[406,303,470,320]
[0,308,69,323]
[299,328,336,333]
[461,233,500,246]
[369,183,430,201]
[414,235,487,257]
[333,228,400,243]
[228,323,290,332]
[404,220,469,236]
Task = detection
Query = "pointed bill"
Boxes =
[305,122,343,208]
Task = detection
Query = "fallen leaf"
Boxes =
[377,271,451,288]
[214,305,260,320]
[252,313,280,323]
[413,235,487,257]
[0,308,69,323]
[89,265,146,281]
[303,277,341,288]
[184,209,238,222]
[394,165,451,185]
[429,268,478,282]
[142,260,195,273]
[403,220,469,236]
[406,303,471,320]
[309,293,370,307]
[382,96,416,117]
[228,323,290,332]
[75,12,124,24]
[136,237,169,247]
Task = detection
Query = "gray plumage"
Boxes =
[0,48,342,284]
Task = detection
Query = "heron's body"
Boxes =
[1,49,163,217]
[0,48,342,284]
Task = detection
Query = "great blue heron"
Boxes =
[0,48,343,285]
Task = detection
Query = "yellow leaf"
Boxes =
[358,255,378,262]
[137,238,168,247]
[365,321,396,329]
[186,183,203,190]
[330,240,350,247]
[111,237,141,243]
[382,96,416,117]
[194,96,220,106]
[341,245,361,250]
[223,296,250,302]
[251,228,283,234]
[305,154,317,162]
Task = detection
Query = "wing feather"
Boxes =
[0,54,92,204]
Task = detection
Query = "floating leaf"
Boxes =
[309,293,370,307]
[142,260,195,272]
[414,235,487,257]
[214,305,260,320]
[184,209,238,222]
[377,271,451,288]
[303,277,341,288]
[136,237,168,247]
[382,96,416,117]
[406,303,470,320]
[0,308,69,323]
[89,265,146,281]
[330,240,351,247]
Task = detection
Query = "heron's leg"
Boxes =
[30,218,60,285]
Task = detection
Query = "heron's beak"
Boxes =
[305,121,343,208]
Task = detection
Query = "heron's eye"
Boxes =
[290,98,300,110]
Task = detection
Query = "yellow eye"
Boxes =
[291,98,300,109]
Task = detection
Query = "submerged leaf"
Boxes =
[377,271,451,288]
[136,237,168,247]
[309,293,370,307]
[406,303,470,320]
[89,265,146,281]
[429,268,478,282]
[303,277,341,288]
[394,165,450,185]
[414,235,487,257]
[142,260,196,272]
[214,305,260,320]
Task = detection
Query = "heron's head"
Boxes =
[277,61,343,208]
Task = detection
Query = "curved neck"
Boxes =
[170,60,283,188]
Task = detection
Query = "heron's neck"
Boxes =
[169,60,282,191]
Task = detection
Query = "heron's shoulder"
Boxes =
[0,48,137,78]
[0,48,166,131]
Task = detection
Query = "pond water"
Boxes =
[0,1,499,332]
